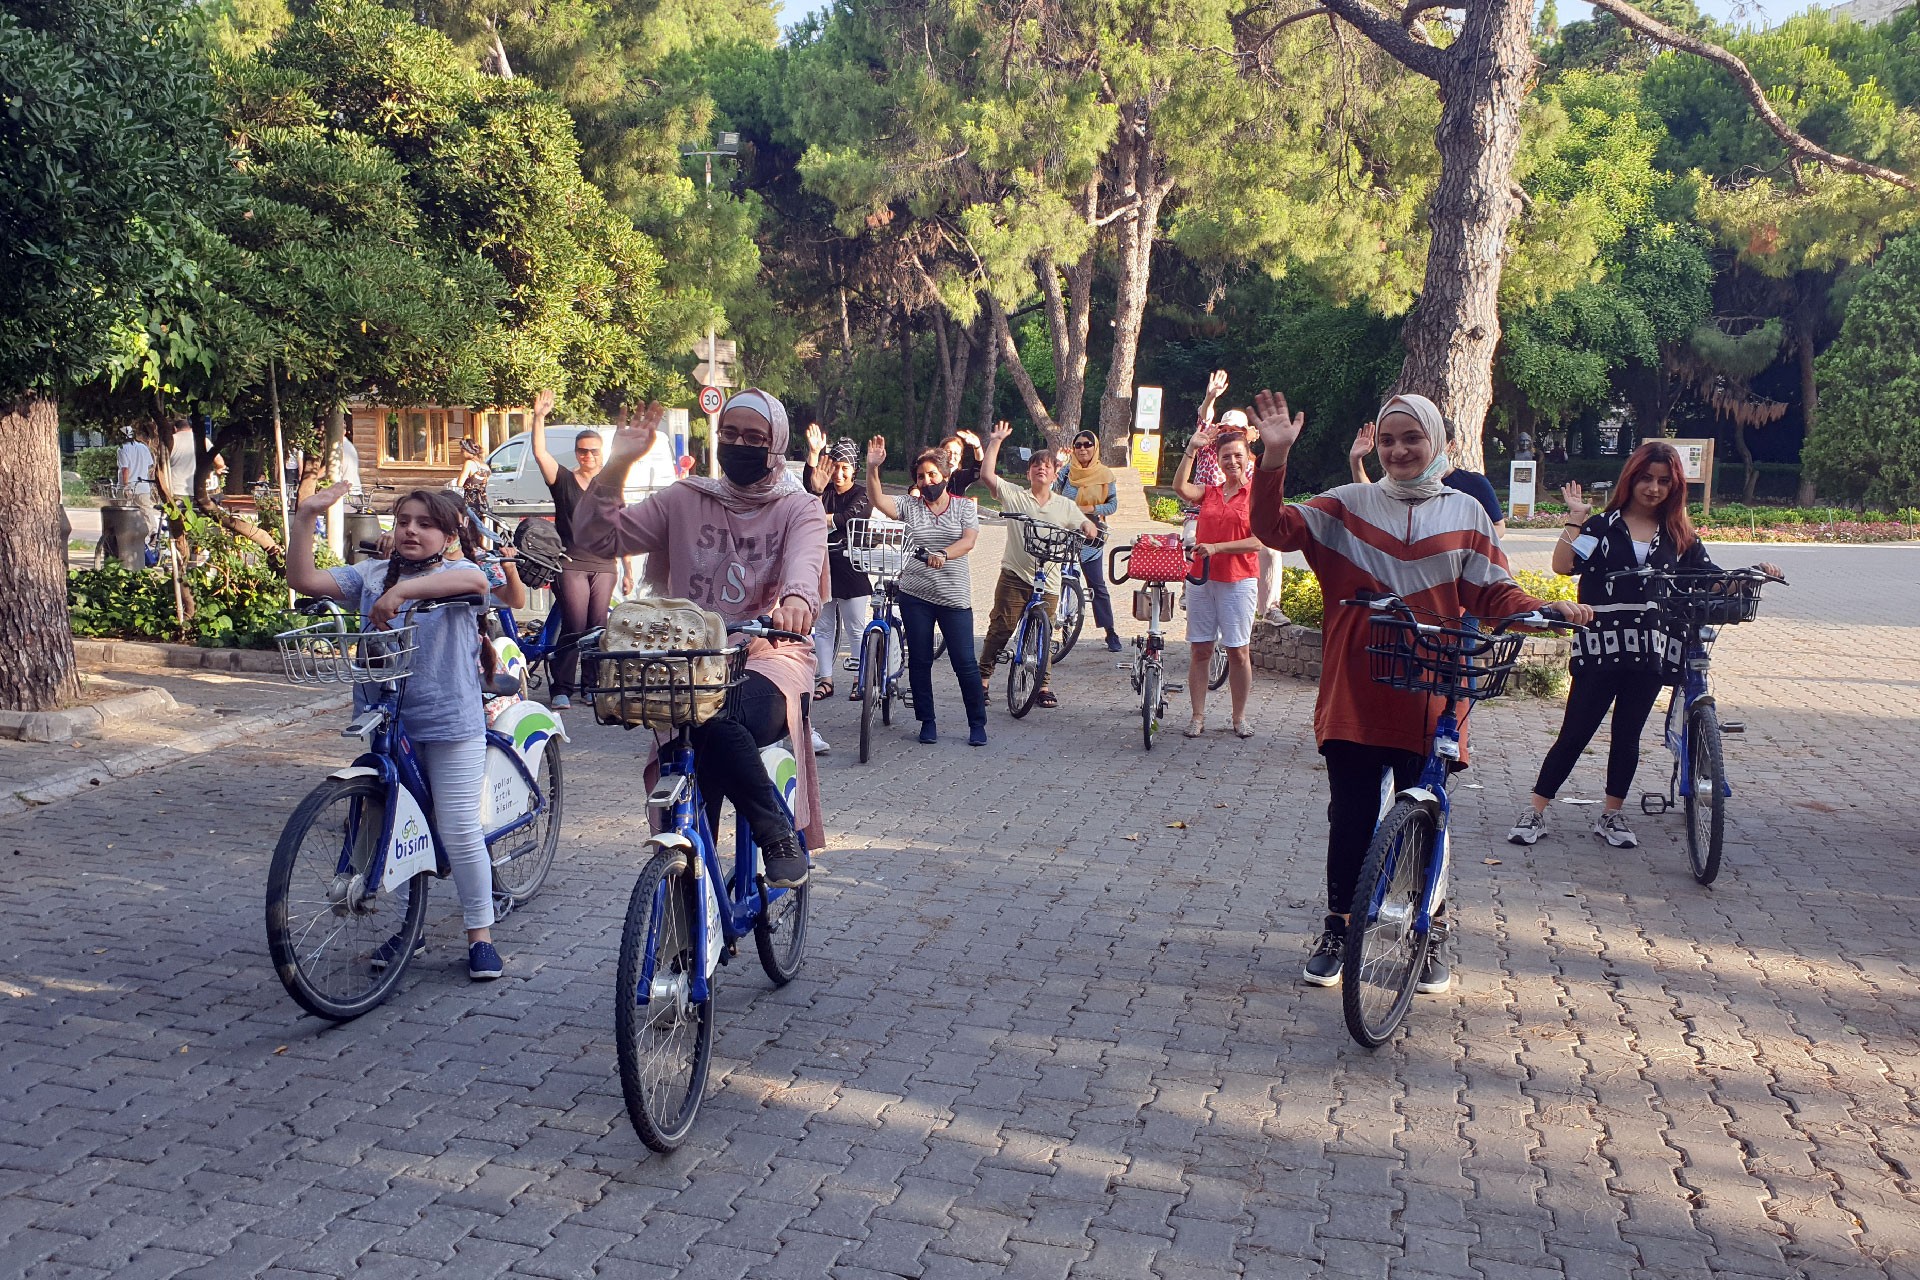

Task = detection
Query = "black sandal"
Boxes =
[814,677,834,700]
[1036,689,1058,709]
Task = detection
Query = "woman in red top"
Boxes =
[1171,422,1264,738]
[1247,390,1592,993]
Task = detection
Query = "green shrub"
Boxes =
[1513,569,1577,604]
[74,447,118,489]
[1510,661,1569,699]
[68,501,297,648]
[1148,496,1182,523]
[1278,566,1323,628]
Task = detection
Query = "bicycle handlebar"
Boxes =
[1343,591,1587,637]
[1604,564,1788,587]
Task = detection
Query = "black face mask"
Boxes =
[918,481,947,502]
[717,443,772,486]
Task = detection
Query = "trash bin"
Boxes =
[344,512,383,563]
[100,503,148,571]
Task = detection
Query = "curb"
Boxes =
[0,683,177,744]
[2,690,349,818]
[73,639,283,674]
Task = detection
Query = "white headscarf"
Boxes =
[684,387,805,514]
[1374,394,1451,503]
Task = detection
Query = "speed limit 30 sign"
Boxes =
[699,386,724,416]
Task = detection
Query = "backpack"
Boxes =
[512,517,566,588]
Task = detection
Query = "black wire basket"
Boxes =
[1656,572,1769,628]
[1018,520,1085,567]
[1365,617,1527,703]
[579,643,749,730]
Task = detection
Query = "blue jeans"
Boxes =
[898,592,986,732]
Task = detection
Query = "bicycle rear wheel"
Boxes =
[1053,579,1085,663]
[615,846,714,1152]
[1141,665,1162,750]
[491,739,562,906]
[1007,612,1044,718]
[1207,644,1228,691]
[265,775,427,1022]
[1684,703,1726,885]
[1342,800,1437,1049]
[859,627,885,764]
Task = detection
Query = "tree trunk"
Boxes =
[1096,132,1174,462]
[0,395,81,712]
[1733,421,1759,504]
[976,315,1000,435]
[1387,0,1533,475]
[897,303,919,453]
[988,293,1060,438]
[1794,328,1818,505]
[941,313,972,439]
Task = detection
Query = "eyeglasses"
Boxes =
[1073,441,1096,449]
[575,448,601,457]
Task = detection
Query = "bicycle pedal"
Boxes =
[1719,721,1745,734]
[1165,683,1184,693]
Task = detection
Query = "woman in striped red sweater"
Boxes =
[1247,391,1593,994]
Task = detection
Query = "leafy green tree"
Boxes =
[1805,231,1920,507]
[0,0,233,710]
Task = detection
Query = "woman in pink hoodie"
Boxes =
[572,392,829,889]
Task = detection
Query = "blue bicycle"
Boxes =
[997,512,1092,717]
[1339,592,1579,1048]
[1616,565,1784,885]
[264,597,567,1022]
[845,518,911,763]
[580,619,813,1152]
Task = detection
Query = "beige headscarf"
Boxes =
[1374,394,1451,503]
[683,388,805,514]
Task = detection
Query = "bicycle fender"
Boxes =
[1395,787,1443,813]
[328,765,382,782]
[648,833,696,857]
[1688,693,1717,713]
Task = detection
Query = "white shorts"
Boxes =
[1186,578,1257,648]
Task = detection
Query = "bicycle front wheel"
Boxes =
[859,627,886,764]
[754,868,811,986]
[1684,703,1726,885]
[265,775,427,1022]
[491,739,563,906]
[615,847,715,1152]
[1342,801,1437,1049]
[1007,612,1044,718]
[1053,579,1085,663]
[1141,665,1162,750]
[1207,644,1229,691]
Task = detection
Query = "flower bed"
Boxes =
[1510,503,1919,544]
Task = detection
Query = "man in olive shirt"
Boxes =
[976,421,1099,710]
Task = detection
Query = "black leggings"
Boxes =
[688,672,798,849]
[1532,668,1667,802]
[1321,740,1424,916]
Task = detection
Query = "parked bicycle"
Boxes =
[1612,565,1784,884]
[463,505,568,693]
[1339,592,1580,1048]
[264,597,566,1021]
[996,512,1092,718]
[843,517,912,763]
[581,617,813,1152]
[1108,536,1210,749]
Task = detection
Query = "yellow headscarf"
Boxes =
[1066,436,1116,512]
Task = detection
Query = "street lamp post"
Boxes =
[680,132,739,478]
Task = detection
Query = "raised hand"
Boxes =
[609,401,664,467]
[1560,480,1590,521]
[866,435,887,469]
[1349,422,1376,463]
[955,428,981,450]
[532,388,557,421]
[805,421,826,457]
[989,420,1013,444]
[296,480,351,518]
[1204,369,1229,403]
[1190,421,1219,451]
[1249,390,1306,458]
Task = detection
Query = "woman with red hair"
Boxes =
[1510,441,1778,849]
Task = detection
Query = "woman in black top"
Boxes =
[1509,441,1778,850]
[804,427,874,701]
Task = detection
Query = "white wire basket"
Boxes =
[275,618,419,685]
[846,517,909,578]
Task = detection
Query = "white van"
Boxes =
[485,425,680,516]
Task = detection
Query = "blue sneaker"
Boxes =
[468,941,503,981]
[369,931,424,970]
[968,725,988,747]
[919,722,938,744]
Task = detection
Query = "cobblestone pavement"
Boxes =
[2,541,1916,1280]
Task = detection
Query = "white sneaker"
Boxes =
[550,693,572,710]
[1508,809,1548,845]
[810,728,831,756]
[1593,809,1638,848]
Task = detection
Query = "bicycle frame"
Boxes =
[1008,561,1057,673]
[857,582,907,698]
[1364,703,1459,942]
[1658,626,1731,804]
[635,734,795,1007]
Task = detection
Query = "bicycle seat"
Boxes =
[485,672,523,699]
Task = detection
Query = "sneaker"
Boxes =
[968,725,988,747]
[1105,633,1124,653]
[762,832,809,888]
[919,722,939,744]
[1264,606,1290,627]
[1416,918,1451,994]
[1302,916,1344,986]
[1593,809,1639,848]
[369,931,424,971]
[810,728,831,756]
[468,941,503,981]
[549,693,572,710]
[1508,808,1548,845]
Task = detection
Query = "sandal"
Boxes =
[1036,689,1058,710]
[1183,718,1206,738]
[814,677,834,701]
[848,684,863,702]
[1233,719,1254,739]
